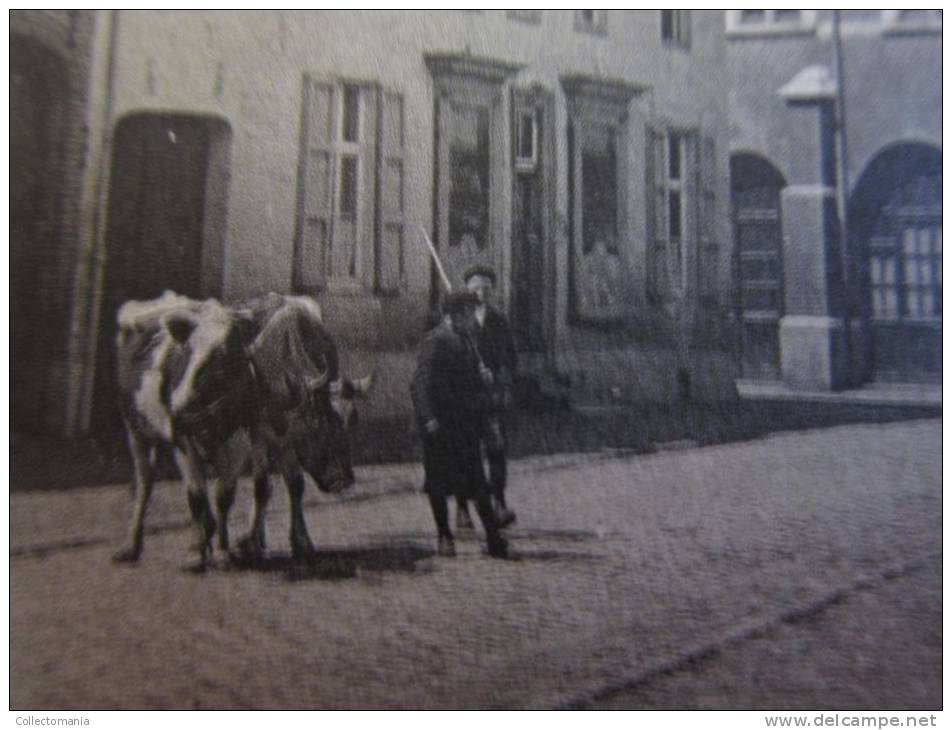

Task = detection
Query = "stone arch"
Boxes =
[849,142,941,382]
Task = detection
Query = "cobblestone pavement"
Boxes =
[10,419,941,709]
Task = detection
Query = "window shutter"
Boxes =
[296,76,336,290]
[698,135,718,303]
[357,85,378,284]
[646,126,667,302]
[376,89,405,293]
[683,131,700,297]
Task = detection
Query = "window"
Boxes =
[575,9,607,34]
[885,9,942,30]
[295,76,406,293]
[647,127,718,303]
[871,226,942,321]
[661,10,690,47]
[561,75,642,322]
[514,108,537,171]
[727,10,815,34]
[507,9,541,24]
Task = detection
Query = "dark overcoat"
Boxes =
[410,321,489,498]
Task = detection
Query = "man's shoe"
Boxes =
[455,508,474,531]
[437,536,457,558]
[496,507,516,529]
[487,535,509,559]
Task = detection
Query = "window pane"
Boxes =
[905,257,918,286]
[448,105,490,248]
[339,155,358,218]
[518,112,535,161]
[921,290,935,317]
[774,10,801,23]
[842,10,880,22]
[870,258,881,285]
[882,257,895,285]
[884,288,898,318]
[903,228,917,255]
[668,191,682,240]
[581,124,618,254]
[661,9,673,39]
[507,9,541,23]
[668,134,681,180]
[898,9,937,23]
[341,84,360,143]
[740,9,766,24]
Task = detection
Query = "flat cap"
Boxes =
[463,265,497,285]
[441,291,480,314]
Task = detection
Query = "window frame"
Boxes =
[726,9,817,36]
[663,130,688,293]
[507,9,542,24]
[574,9,607,36]
[294,75,406,295]
[660,10,691,48]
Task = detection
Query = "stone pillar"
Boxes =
[776,66,849,391]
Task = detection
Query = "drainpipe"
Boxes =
[831,10,854,386]
[65,9,118,437]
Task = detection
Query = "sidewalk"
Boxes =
[10,395,940,492]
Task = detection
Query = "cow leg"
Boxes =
[212,432,248,558]
[113,427,156,563]
[174,442,216,571]
[213,476,237,555]
[235,436,272,562]
[285,464,317,561]
[235,471,270,561]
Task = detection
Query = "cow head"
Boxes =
[248,298,374,495]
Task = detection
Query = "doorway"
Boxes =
[851,143,941,383]
[91,113,231,433]
[730,153,786,381]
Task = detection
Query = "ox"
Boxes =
[112,291,369,569]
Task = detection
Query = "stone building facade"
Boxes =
[727,10,941,389]
[12,9,740,437]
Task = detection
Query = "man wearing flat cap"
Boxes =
[455,265,518,531]
[410,291,508,559]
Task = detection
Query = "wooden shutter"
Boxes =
[683,131,700,298]
[646,126,668,302]
[698,135,719,303]
[376,89,405,293]
[296,76,336,290]
[355,85,377,285]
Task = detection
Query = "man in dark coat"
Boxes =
[411,291,508,558]
[456,266,518,530]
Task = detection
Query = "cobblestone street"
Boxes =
[10,419,941,710]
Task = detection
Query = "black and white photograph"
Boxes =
[8,8,942,714]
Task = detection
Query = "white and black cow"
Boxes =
[112,290,370,569]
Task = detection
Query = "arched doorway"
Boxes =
[90,113,232,434]
[850,143,941,383]
[730,153,786,380]
[10,34,69,434]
